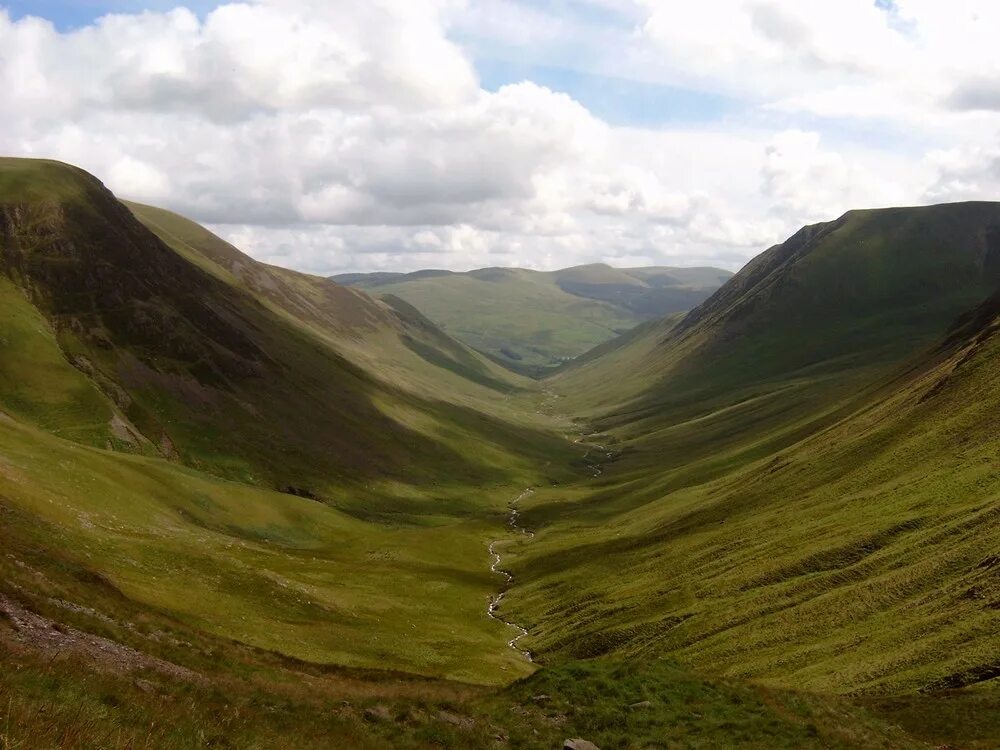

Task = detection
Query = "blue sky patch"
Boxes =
[477,60,741,127]
[2,0,215,29]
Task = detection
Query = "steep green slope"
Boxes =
[502,202,1000,696]
[0,159,572,510]
[554,204,1000,486]
[334,263,730,369]
[0,274,116,447]
[124,201,524,413]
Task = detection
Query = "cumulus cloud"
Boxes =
[760,130,915,222]
[1,0,999,275]
[635,0,1000,131]
[924,143,1000,203]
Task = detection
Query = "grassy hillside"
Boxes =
[334,263,730,370]
[501,203,1000,700]
[123,201,527,417]
[554,204,1000,483]
[4,157,1000,748]
[0,159,577,506]
[0,413,540,684]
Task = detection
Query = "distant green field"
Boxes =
[335,264,731,370]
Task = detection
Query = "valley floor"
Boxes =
[2,380,1000,749]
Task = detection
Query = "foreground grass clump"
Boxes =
[486,659,925,749]
[0,647,492,750]
[0,645,938,749]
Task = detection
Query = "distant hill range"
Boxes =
[332,264,732,370]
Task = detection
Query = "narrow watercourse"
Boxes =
[487,488,536,661]
[487,388,617,659]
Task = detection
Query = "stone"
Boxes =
[363,705,393,722]
[437,710,474,729]
[133,678,156,694]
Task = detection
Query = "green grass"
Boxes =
[0,276,113,446]
[503,203,1000,697]
[4,158,1000,747]
[490,659,926,749]
[0,415,543,684]
[0,645,935,749]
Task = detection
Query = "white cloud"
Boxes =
[635,0,1000,132]
[924,143,1000,203]
[107,154,171,199]
[1,0,999,276]
[760,130,915,222]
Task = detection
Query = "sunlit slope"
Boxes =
[336,263,730,369]
[0,415,936,743]
[553,203,1000,487]
[0,274,117,447]
[514,290,1000,692]
[0,159,568,504]
[509,203,1000,693]
[0,410,535,684]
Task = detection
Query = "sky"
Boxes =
[2,1,1000,275]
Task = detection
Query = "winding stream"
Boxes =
[486,390,616,660]
[575,435,612,477]
[487,488,535,661]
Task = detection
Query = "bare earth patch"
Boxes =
[0,593,201,684]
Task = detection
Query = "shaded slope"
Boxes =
[125,200,523,405]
